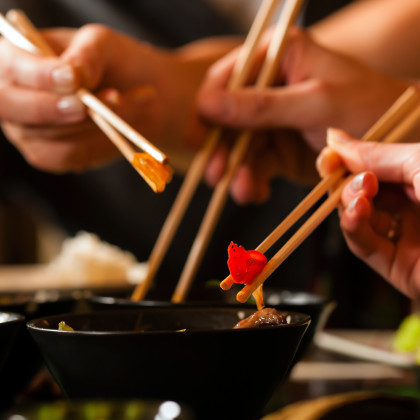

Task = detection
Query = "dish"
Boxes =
[0,312,24,370]
[0,293,79,406]
[263,391,420,420]
[27,307,310,420]
[0,264,137,294]
[89,289,331,361]
[314,329,418,368]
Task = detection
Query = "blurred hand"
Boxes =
[197,27,409,204]
[317,128,420,300]
[0,25,217,173]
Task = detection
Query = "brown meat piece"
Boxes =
[234,307,288,329]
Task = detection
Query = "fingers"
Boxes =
[327,127,420,202]
[0,84,85,124]
[0,35,79,93]
[316,146,342,178]
[198,78,331,131]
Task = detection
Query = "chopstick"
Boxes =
[0,10,172,193]
[130,0,284,301]
[170,0,305,303]
[229,85,420,304]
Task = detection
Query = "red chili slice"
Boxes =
[227,241,267,285]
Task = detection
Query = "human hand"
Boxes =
[317,128,420,300]
[197,27,409,204]
[0,25,209,173]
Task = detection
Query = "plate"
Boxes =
[0,264,138,294]
[314,329,417,368]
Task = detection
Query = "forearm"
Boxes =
[309,0,420,78]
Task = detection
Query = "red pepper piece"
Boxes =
[227,241,267,285]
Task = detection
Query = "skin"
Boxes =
[197,28,410,203]
[316,128,420,300]
[0,24,240,173]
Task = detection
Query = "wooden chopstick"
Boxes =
[130,0,283,301]
[233,86,420,303]
[170,0,305,303]
[220,85,420,292]
[0,10,171,193]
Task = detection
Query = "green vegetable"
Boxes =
[393,313,420,353]
[58,321,74,331]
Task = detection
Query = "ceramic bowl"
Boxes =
[27,307,310,420]
[0,312,24,371]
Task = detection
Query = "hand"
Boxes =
[197,28,410,203]
[0,25,218,173]
[317,128,420,300]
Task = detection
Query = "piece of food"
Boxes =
[45,231,147,286]
[393,313,420,363]
[58,321,74,331]
[234,308,287,329]
[132,153,173,193]
[226,242,267,285]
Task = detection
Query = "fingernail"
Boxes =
[57,95,85,118]
[347,196,360,213]
[350,173,365,192]
[52,64,76,94]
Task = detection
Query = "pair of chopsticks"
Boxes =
[0,10,172,193]
[131,0,304,301]
[219,85,420,303]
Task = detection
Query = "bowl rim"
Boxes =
[26,307,311,336]
[0,311,25,325]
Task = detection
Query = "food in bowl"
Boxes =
[27,307,310,420]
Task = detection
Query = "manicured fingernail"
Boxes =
[347,196,360,213]
[350,173,365,192]
[57,95,85,118]
[52,64,76,94]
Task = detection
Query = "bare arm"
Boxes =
[309,0,420,78]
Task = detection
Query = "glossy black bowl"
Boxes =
[27,307,310,420]
[0,312,24,371]
[89,289,332,360]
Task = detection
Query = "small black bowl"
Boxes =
[0,312,24,371]
[27,307,310,420]
[0,292,80,407]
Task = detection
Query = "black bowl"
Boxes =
[89,289,332,359]
[264,290,334,359]
[27,307,310,420]
[0,292,80,407]
[0,312,24,371]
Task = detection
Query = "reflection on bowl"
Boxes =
[1,399,194,420]
[27,308,310,420]
[0,312,24,372]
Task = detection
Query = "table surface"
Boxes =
[262,342,419,418]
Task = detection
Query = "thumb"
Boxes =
[327,127,420,200]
